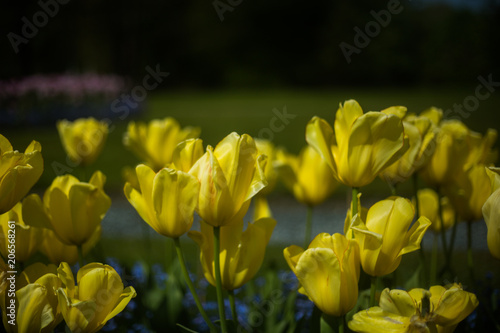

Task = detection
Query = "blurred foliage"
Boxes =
[1,88,499,191]
[1,1,499,87]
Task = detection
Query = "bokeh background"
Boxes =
[1,0,500,283]
[1,0,500,188]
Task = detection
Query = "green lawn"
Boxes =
[2,87,499,192]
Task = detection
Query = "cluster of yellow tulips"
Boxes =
[0,97,497,332]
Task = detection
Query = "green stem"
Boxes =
[320,313,344,333]
[390,184,397,196]
[437,187,449,261]
[229,289,239,327]
[430,234,438,285]
[214,226,228,333]
[412,174,420,218]
[304,206,314,249]
[174,238,217,333]
[369,276,378,307]
[77,245,85,268]
[351,187,359,218]
[445,214,458,268]
[413,174,427,287]
[467,221,475,282]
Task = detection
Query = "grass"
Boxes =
[2,86,499,192]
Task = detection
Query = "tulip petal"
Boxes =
[89,170,107,189]
[432,286,479,326]
[103,286,137,323]
[381,106,407,119]
[17,284,48,333]
[190,147,234,226]
[283,245,304,276]
[246,153,268,202]
[379,288,417,317]
[215,133,261,207]
[22,194,53,229]
[47,187,74,245]
[18,263,57,288]
[153,168,198,237]
[172,138,204,172]
[57,262,76,296]
[253,195,272,219]
[483,188,500,259]
[346,112,407,186]
[124,182,156,231]
[295,247,343,317]
[335,99,364,146]
[306,116,337,175]
[77,264,124,326]
[348,306,411,332]
[0,134,13,153]
[188,229,216,287]
[57,288,96,333]
[398,216,431,257]
[69,184,110,246]
[230,217,276,289]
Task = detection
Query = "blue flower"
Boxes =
[152,263,168,287]
[105,257,124,277]
[101,318,117,331]
[131,262,148,286]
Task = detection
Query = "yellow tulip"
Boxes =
[485,166,500,191]
[420,120,471,187]
[253,195,272,219]
[276,145,338,207]
[446,164,491,222]
[420,106,444,126]
[121,165,140,191]
[189,132,267,227]
[56,262,136,333]
[349,283,478,332]
[482,186,500,259]
[0,202,43,263]
[252,139,279,219]
[124,165,199,238]
[350,196,431,276]
[189,217,275,290]
[0,135,43,214]
[170,138,204,173]
[343,192,367,236]
[40,227,101,265]
[22,171,111,246]
[306,99,407,188]
[380,115,438,186]
[283,233,360,317]
[57,117,108,166]
[123,117,200,171]
[1,263,63,333]
[255,139,278,196]
[465,128,497,169]
[415,188,455,233]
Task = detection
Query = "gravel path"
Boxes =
[101,194,489,250]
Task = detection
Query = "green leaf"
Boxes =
[176,323,200,333]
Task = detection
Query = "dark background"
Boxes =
[2,0,500,88]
